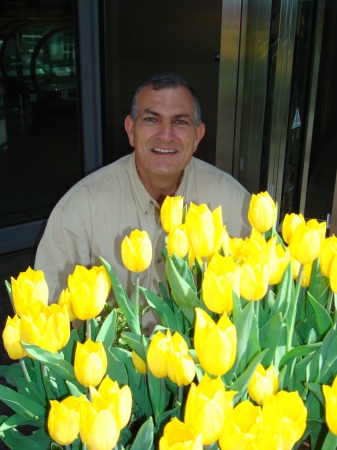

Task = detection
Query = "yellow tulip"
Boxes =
[68,265,110,321]
[248,364,278,405]
[166,332,196,386]
[58,288,76,322]
[267,241,291,285]
[147,329,171,378]
[202,255,240,314]
[248,192,276,233]
[194,308,236,376]
[121,229,152,272]
[48,396,86,446]
[90,375,132,430]
[131,350,147,374]
[2,315,26,360]
[229,237,251,263]
[20,302,70,354]
[239,260,269,301]
[261,391,307,450]
[74,340,107,387]
[187,204,215,257]
[11,267,48,317]
[159,418,203,450]
[307,219,326,247]
[330,256,337,293]
[322,374,337,435]
[184,373,235,445]
[167,225,190,259]
[320,235,337,278]
[289,223,322,265]
[291,257,312,287]
[161,195,184,232]
[218,400,262,449]
[282,213,305,245]
[80,400,119,450]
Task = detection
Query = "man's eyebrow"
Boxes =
[140,109,193,119]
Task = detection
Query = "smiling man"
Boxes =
[35,73,251,330]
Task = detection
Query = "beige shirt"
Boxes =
[35,152,251,329]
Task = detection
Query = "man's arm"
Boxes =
[35,205,91,304]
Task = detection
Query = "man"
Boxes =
[35,73,251,329]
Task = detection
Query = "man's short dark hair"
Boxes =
[130,73,202,126]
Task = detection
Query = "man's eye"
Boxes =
[144,117,157,122]
[175,120,188,125]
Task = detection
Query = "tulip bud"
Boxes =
[147,329,171,378]
[74,340,107,387]
[186,203,215,258]
[322,374,337,436]
[166,225,190,259]
[219,400,262,449]
[121,229,152,273]
[248,192,276,233]
[131,350,147,374]
[184,373,234,445]
[202,255,240,314]
[161,196,184,232]
[58,288,76,322]
[80,400,119,450]
[261,390,307,449]
[282,213,305,244]
[248,364,278,405]
[239,260,269,301]
[2,315,26,360]
[166,332,196,386]
[11,267,48,317]
[91,375,132,430]
[20,302,70,354]
[330,256,337,294]
[68,265,110,321]
[159,418,203,450]
[194,308,236,376]
[320,235,337,278]
[289,223,322,265]
[48,396,85,446]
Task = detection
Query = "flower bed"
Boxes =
[1,192,337,449]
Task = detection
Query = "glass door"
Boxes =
[0,1,81,253]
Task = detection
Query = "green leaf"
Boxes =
[171,254,196,292]
[319,325,337,381]
[0,426,53,450]
[225,301,254,380]
[51,444,63,450]
[259,313,283,366]
[96,308,117,348]
[140,287,180,331]
[5,279,14,313]
[279,344,320,370]
[271,263,293,318]
[308,258,330,306]
[130,416,154,450]
[15,377,47,407]
[0,384,46,421]
[156,403,181,436]
[100,256,141,334]
[308,292,333,339]
[0,360,36,388]
[165,257,201,325]
[122,332,147,361]
[306,382,325,406]
[0,414,41,431]
[106,349,129,387]
[21,344,84,391]
[60,328,80,364]
[229,349,268,399]
[321,430,337,450]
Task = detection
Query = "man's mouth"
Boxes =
[152,148,177,154]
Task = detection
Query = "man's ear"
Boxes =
[124,115,135,147]
[193,122,206,152]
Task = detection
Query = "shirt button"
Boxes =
[144,211,148,215]
[150,200,154,206]
[156,257,163,263]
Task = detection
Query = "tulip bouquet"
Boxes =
[1,192,337,450]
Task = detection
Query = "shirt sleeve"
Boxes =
[34,203,91,304]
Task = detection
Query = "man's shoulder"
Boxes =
[191,157,246,189]
[57,153,132,206]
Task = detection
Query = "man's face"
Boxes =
[125,85,205,182]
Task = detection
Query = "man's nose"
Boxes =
[156,122,174,141]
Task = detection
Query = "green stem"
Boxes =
[65,446,71,450]
[286,264,303,352]
[19,358,31,383]
[334,292,337,324]
[86,318,91,341]
[133,272,140,320]
[41,364,54,400]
